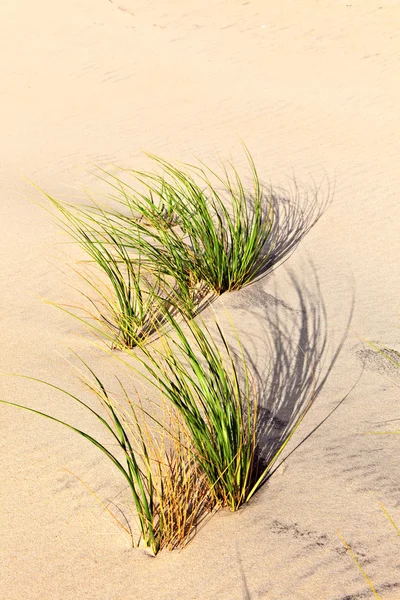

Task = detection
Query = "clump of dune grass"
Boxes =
[66,232,165,350]
[41,194,177,348]
[0,365,212,554]
[95,147,275,296]
[1,306,311,551]
[123,312,309,511]
[41,148,274,338]
[41,188,201,347]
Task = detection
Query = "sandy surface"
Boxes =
[1,1,400,598]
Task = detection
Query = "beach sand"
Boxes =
[1,1,400,598]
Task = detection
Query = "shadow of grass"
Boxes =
[234,261,354,489]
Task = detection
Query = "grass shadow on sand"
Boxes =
[226,262,354,490]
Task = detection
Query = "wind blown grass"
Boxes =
[41,193,174,348]
[10,149,316,551]
[1,310,311,552]
[123,312,309,511]
[0,366,211,554]
[96,147,275,296]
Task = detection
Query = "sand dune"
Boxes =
[1,1,400,598]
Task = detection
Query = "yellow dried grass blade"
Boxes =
[337,531,381,599]
[378,502,400,536]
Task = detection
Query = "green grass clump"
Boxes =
[41,148,275,348]
[7,148,316,552]
[126,312,308,511]
[42,194,173,348]
[1,309,310,552]
[97,147,274,296]
[0,366,211,554]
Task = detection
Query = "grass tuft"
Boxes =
[122,312,309,511]
[0,365,212,555]
[39,148,275,348]
[95,146,275,296]
[40,192,177,348]
[9,148,319,551]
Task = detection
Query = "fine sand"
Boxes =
[1,1,400,598]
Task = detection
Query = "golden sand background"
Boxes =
[1,1,400,598]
